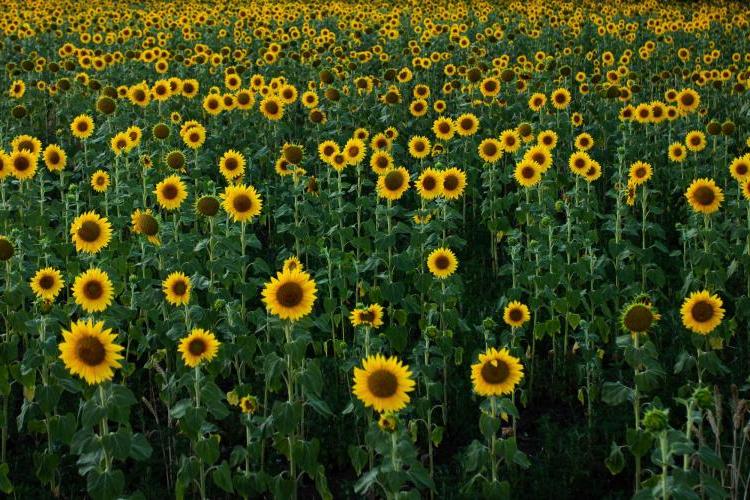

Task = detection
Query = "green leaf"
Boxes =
[129,433,153,461]
[195,435,220,465]
[0,463,12,494]
[697,446,725,470]
[212,461,234,493]
[605,442,625,475]
[601,382,633,406]
[479,413,500,441]
[87,468,125,500]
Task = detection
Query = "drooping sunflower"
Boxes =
[629,161,653,186]
[427,247,458,279]
[178,329,221,368]
[685,178,723,214]
[514,160,542,188]
[668,142,687,163]
[353,354,415,413]
[154,175,188,211]
[70,211,112,254]
[441,167,467,200]
[455,113,479,137]
[503,301,530,328]
[221,184,262,222]
[408,136,431,159]
[9,149,38,181]
[163,272,191,306]
[70,114,94,139]
[219,149,246,180]
[415,168,443,200]
[377,167,410,201]
[350,304,385,329]
[261,267,317,321]
[72,268,114,313]
[91,170,110,193]
[59,319,123,385]
[43,144,67,172]
[471,347,524,397]
[729,155,750,181]
[131,209,160,244]
[30,267,65,302]
[620,297,661,333]
[680,291,724,335]
[478,138,503,163]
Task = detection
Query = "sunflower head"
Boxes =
[59,319,123,385]
[72,268,114,313]
[350,304,385,329]
[471,347,524,397]
[680,290,725,335]
[685,178,723,214]
[261,267,317,321]
[163,272,191,306]
[0,237,14,261]
[353,354,415,413]
[30,267,64,302]
[415,168,442,200]
[427,247,458,279]
[377,167,410,201]
[620,296,661,333]
[221,184,263,222]
[178,328,221,368]
[70,211,112,254]
[503,301,530,328]
[240,395,259,414]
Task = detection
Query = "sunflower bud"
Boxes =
[643,408,669,433]
[693,386,713,410]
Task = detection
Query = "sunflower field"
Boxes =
[2,0,750,498]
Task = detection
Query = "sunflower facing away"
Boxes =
[680,291,724,335]
[59,319,123,385]
[221,184,263,222]
[261,267,317,321]
[685,178,723,214]
[471,347,524,397]
[30,267,65,302]
[70,211,112,254]
[350,304,385,329]
[353,354,415,413]
[503,301,530,328]
[163,272,192,306]
[72,268,114,313]
[178,328,221,368]
[427,247,458,279]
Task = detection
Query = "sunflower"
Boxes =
[10,149,38,180]
[514,160,542,188]
[676,88,700,113]
[70,211,112,254]
[503,301,530,327]
[43,144,67,172]
[584,161,602,182]
[370,151,393,175]
[455,113,479,136]
[283,256,303,273]
[528,92,547,111]
[685,178,723,214]
[416,168,443,200]
[680,291,724,335]
[12,135,42,156]
[30,267,65,302]
[154,175,188,211]
[568,151,591,176]
[352,354,415,413]
[261,267,317,321]
[196,196,220,217]
[729,155,750,181]
[537,130,558,149]
[377,167,410,201]
[575,133,594,151]
[70,114,94,139]
[741,179,750,202]
[219,149,246,180]
[110,133,129,156]
[343,138,366,165]
[685,131,707,152]
[0,237,13,261]
[478,138,503,163]
[282,144,304,165]
[72,268,114,313]
[441,167,466,200]
[131,209,160,244]
[202,94,223,115]
[163,272,191,306]
[91,170,110,192]
[408,136,431,159]
[668,142,687,163]
[59,320,123,385]
[628,161,653,186]
[239,395,259,414]
[0,152,9,180]
[620,298,661,333]
[523,145,553,172]
[221,184,263,222]
[178,329,221,368]
[499,130,521,153]
[182,126,206,149]
[318,141,339,164]
[550,88,571,110]
[427,247,458,279]
[471,347,524,396]
[165,150,186,170]
[432,117,455,141]
[350,304,385,329]
[259,96,284,121]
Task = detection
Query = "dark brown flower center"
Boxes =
[509,308,523,322]
[483,143,497,156]
[162,183,179,200]
[360,311,375,322]
[460,118,472,130]
[691,301,714,322]
[623,304,653,332]
[76,335,106,366]
[77,121,89,132]
[434,254,450,270]
[284,146,303,164]
[736,163,748,176]
[481,359,509,384]
[78,220,102,242]
[367,369,398,398]
[172,280,187,296]
[84,279,103,300]
[39,275,55,290]
[14,156,29,171]
[422,175,436,191]
[694,186,715,206]
[188,338,207,356]
[224,157,238,171]
[232,194,253,213]
[522,166,536,179]
[443,174,458,191]
[276,281,303,308]
[384,171,404,191]
[265,101,279,114]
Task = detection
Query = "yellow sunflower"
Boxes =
[43,144,67,172]
[523,145,553,172]
[680,291,724,335]
[12,135,42,156]
[729,155,750,181]
[668,143,686,163]
[352,354,415,413]
[569,151,591,176]
[70,211,112,254]
[219,149,246,180]
[318,140,339,164]
[550,88,572,110]
[30,267,65,302]
[283,256,303,273]
[9,149,38,181]
[91,170,110,192]
[343,138,366,165]
[261,268,317,321]
[537,130,558,149]
[685,131,707,152]
[259,96,284,121]
[432,117,455,141]
[370,151,394,175]
[676,88,700,113]
[131,209,160,244]
[478,138,503,163]
[163,272,191,306]
[629,161,653,186]
[427,247,458,279]
[221,184,263,222]
[471,347,524,396]
[415,168,443,200]
[72,268,114,313]
[350,304,385,329]
[455,113,479,137]
[377,167,410,201]
[59,319,123,385]
[408,136,431,159]
[154,175,188,211]
[441,167,467,200]
[514,160,542,188]
[499,130,521,153]
[70,114,95,139]
[503,301,530,328]
[178,329,221,368]
[685,178,723,214]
